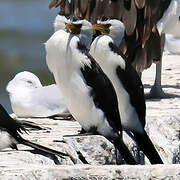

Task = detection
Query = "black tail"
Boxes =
[114,138,136,165]
[133,131,163,164]
[18,137,69,158]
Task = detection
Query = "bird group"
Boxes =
[45,13,163,164]
[0,10,164,165]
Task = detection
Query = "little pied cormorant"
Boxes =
[90,17,163,164]
[45,17,136,165]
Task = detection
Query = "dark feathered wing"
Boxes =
[108,43,163,164]
[77,42,122,132]
[0,104,68,157]
[0,104,26,138]
[109,42,146,128]
[78,43,136,165]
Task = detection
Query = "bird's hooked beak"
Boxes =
[93,24,110,34]
[65,23,81,35]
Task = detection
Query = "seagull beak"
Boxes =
[65,23,81,35]
[93,24,110,34]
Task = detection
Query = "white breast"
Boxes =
[45,30,115,136]
[90,36,144,134]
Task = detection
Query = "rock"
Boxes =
[146,115,180,164]
[1,53,180,178]
[64,135,116,165]
[64,134,147,165]
[0,164,180,179]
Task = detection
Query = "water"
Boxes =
[0,0,59,113]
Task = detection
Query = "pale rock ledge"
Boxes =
[0,53,180,179]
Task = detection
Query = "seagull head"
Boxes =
[65,16,93,48]
[93,16,125,46]
[6,71,42,93]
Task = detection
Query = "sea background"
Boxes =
[0,0,59,113]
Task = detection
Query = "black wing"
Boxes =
[109,42,146,127]
[77,42,122,132]
[0,104,26,138]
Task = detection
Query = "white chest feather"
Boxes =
[90,37,143,133]
[45,31,114,136]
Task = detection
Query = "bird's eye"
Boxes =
[104,24,111,29]
[27,80,33,84]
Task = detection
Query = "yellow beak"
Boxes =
[93,24,110,34]
[65,23,81,35]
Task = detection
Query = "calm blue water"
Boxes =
[0,0,59,113]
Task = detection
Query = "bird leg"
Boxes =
[10,143,18,150]
[147,61,166,98]
[49,113,73,120]
[63,131,99,138]
[63,127,99,137]
[124,130,145,164]
[113,138,137,165]
[146,33,168,99]
[115,147,125,165]
[19,120,49,130]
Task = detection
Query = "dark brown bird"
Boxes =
[49,0,173,98]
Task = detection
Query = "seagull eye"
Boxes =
[104,24,111,29]
[27,80,33,84]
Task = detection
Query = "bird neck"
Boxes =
[78,32,93,49]
[109,33,123,47]
[90,35,113,62]
[56,37,90,84]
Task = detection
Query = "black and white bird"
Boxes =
[0,104,68,158]
[45,17,136,165]
[90,17,163,164]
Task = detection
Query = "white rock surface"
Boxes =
[0,164,180,180]
[142,52,180,164]
[0,52,180,179]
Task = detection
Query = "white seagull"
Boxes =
[6,71,70,118]
[90,17,163,164]
[45,16,136,164]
